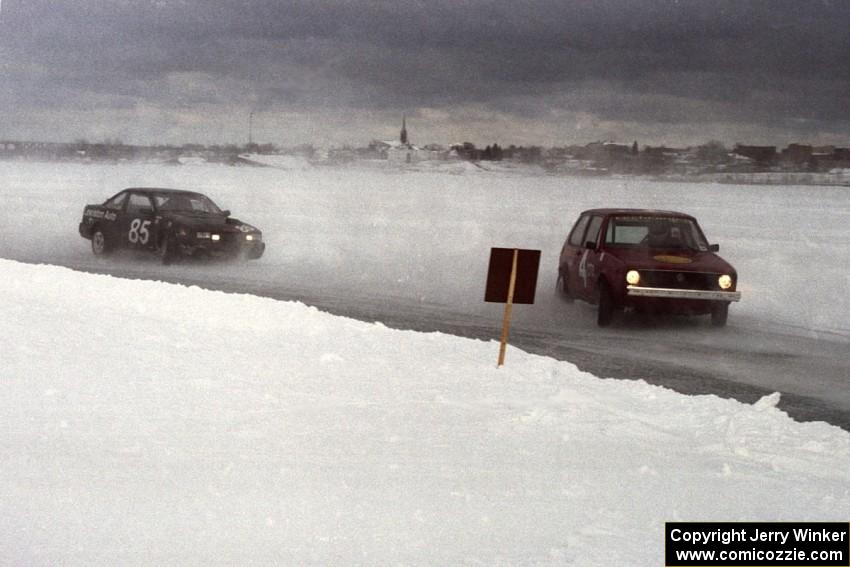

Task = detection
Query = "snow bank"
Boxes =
[2,259,848,566]
[239,153,312,170]
[176,156,207,166]
[409,159,489,174]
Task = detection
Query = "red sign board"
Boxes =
[485,248,541,304]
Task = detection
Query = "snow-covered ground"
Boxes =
[3,259,849,566]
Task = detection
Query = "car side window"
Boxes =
[127,193,153,215]
[568,215,591,247]
[104,192,128,210]
[584,216,604,247]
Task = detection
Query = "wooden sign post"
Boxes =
[485,247,541,367]
[497,249,519,366]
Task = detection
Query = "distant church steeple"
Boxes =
[400,115,408,145]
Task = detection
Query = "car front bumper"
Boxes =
[78,222,93,239]
[244,241,265,259]
[178,238,265,260]
[627,285,741,302]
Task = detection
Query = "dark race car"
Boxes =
[79,188,265,264]
[557,208,741,327]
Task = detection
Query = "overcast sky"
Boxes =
[1,0,848,148]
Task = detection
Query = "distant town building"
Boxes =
[781,144,813,163]
[833,148,850,161]
[733,144,777,164]
[449,142,483,161]
[382,116,436,163]
[584,141,632,159]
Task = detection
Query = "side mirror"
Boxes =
[585,241,596,250]
[221,209,231,217]
[709,244,720,252]
[139,206,154,216]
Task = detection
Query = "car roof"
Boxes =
[580,208,695,219]
[122,187,202,195]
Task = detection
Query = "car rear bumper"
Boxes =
[627,285,741,302]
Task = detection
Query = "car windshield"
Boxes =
[154,192,222,215]
[605,216,709,251]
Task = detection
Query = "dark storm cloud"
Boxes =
[1,0,849,144]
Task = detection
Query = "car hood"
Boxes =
[605,247,736,274]
[162,213,258,233]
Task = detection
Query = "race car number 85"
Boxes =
[129,218,151,245]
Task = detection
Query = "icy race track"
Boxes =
[1,160,849,429]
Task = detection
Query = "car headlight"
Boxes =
[211,234,221,241]
[626,270,641,285]
[246,234,254,241]
[196,232,211,239]
[718,274,733,289]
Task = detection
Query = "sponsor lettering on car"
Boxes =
[83,209,118,221]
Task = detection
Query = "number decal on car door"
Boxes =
[578,249,589,289]
[128,218,151,245]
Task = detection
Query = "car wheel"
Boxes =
[597,280,615,327]
[711,302,729,327]
[159,233,176,265]
[556,272,574,303]
[91,228,112,257]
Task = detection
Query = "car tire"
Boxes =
[597,280,615,327]
[159,233,176,265]
[556,272,574,303]
[91,228,112,257]
[711,302,729,327]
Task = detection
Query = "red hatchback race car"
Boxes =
[557,209,741,327]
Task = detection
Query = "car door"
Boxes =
[99,191,128,246]
[560,214,590,297]
[576,215,605,300]
[569,214,604,301]
[122,192,156,250]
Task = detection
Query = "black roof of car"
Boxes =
[580,208,695,219]
[122,187,202,195]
